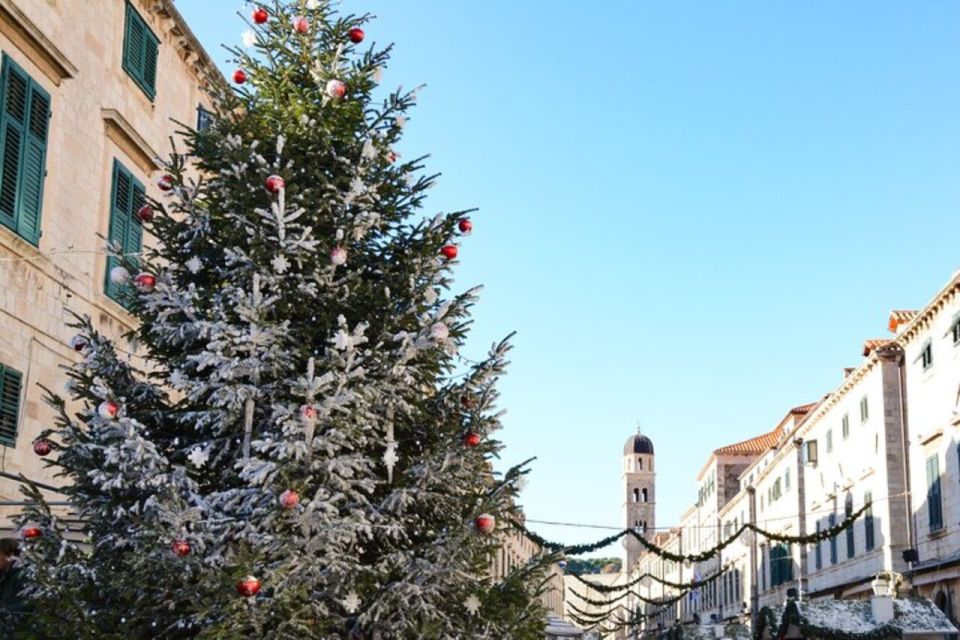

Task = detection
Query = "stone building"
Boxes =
[0,0,217,522]
[623,430,656,572]
[491,515,566,617]
[626,269,960,636]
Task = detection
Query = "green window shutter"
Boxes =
[927,455,943,531]
[127,180,145,268]
[864,491,875,551]
[0,364,23,447]
[105,161,132,303]
[16,78,49,245]
[123,3,158,100]
[0,57,27,232]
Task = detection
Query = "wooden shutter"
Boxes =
[105,161,131,302]
[864,491,875,550]
[0,364,22,447]
[17,79,49,245]
[123,3,159,100]
[0,58,27,231]
[927,455,943,530]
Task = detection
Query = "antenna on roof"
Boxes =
[636,420,643,435]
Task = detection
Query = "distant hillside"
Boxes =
[564,558,622,575]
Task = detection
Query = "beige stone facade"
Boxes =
[0,0,216,523]
[491,519,566,616]
[626,270,960,636]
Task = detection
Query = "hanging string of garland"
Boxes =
[516,502,869,564]
[568,563,729,594]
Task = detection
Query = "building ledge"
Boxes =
[0,0,77,86]
[102,109,159,175]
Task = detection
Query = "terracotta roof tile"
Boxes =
[788,402,817,415]
[862,339,891,357]
[713,425,783,456]
[888,310,918,333]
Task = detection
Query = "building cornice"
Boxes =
[102,109,160,174]
[0,0,77,86]
[137,0,227,94]
[892,272,960,346]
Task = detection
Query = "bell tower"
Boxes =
[622,425,655,573]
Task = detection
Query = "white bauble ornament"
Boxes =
[325,79,346,99]
[109,266,130,285]
[430,322,449,341]
[97,401,119,420]
[330,247,347,266]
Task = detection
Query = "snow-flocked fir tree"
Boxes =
[11,2,554,637]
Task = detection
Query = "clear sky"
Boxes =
[176,1,960,557]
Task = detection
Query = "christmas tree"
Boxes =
[11,2,553,637]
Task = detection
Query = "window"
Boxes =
[770,543,793,587]
[633,488,639,503]
[122,2,160,100]
[864,491,875,551]
[829,513,838,564]
[921,341,933,370]
[104,160,145,307]
[826,429,833,454]
[785,469,791,492]
[842,414,849,440]
[927,454,943,532]
[953,317,960,345]
[814,522,822,570]
[197,105,215,132]
[641,488,648,503]
[0,363,22,447]
[845,495,855,559]
[860,396,869,423]
[0,55,50,246]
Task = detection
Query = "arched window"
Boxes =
[633,488,640,503]
[638,457,643,470]
[935,591,950,617]
[642,488,648,503]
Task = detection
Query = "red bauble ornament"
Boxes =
[348,27,365,43]
[265,175,285,193]
[463,433,481,448]
[98,400,119,420]
[279,489,299,510]
[69,335,87,352]
[233,69,248,85]
[293,16,310,33]
[300,404,318,421]
[21,527,41,540]
[252,7,268,24]
[136,204,154,223]
[458,219,473,234]
[171,540,191,557]
[33,439,52,456]
[440,245,458,260]
[474,514,496,535]
[237,575,261,597]
[133,273,156,293]
[387,151,398,163]
[157,174,175,191]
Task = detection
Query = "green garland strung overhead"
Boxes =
[568,563,729,594]
[516,502,869,564]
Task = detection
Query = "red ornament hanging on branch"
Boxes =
[348,27,365,43]
[458,219,473,235]
[265,175,285,193]
[21,527,41,540]
[463,433,481,448]
[32,439,52,456]
[156,174,175,191]
[293,16,310,33]
[69,335,87,352]
[137,204,154,223]
[133,273,156,293]
[97,401,119,420]
[171,540,191,557]
[440,245,458,261]
[279,489,299,510]
[474,514,496,535]
[237,576,262,597]
[232,69,248,85]
[251,7,268,24]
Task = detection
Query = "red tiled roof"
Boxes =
[862,339,891,357]
[888,310,918,333]
[788,402,817,415]
[713,425,784,456]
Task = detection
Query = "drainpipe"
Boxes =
[747,485,758,626]
[794,437,807,600]
[894,346,915,570]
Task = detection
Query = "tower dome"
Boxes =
[623,433,654,456]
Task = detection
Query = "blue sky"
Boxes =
[177,1,960,556]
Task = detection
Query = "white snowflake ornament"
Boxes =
[185,257,203,274]
[271,254,290,274]
[242,30,257,48]
[464,595,481,616]
[306,0,320,8]
[342,592,360,614]
[187,446,210,468]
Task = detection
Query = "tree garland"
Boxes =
[515,502,869,564]
[754,600,901,640]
